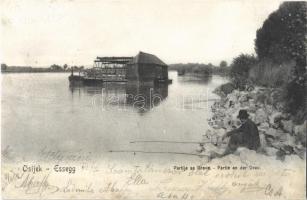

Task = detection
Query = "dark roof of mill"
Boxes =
[129,51,167,66]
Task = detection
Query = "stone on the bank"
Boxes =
[214,120,224,129]
[214,128,226,136]
[226,94,238,108]
[264,128,279,138]
[203,129,213,140]
[269,140,281,149]
[248,99,257,113]
[203,129,220,144]
[238,92,249,103]
[249,113,256,122]
[284,154,302,164]
[206,143,225,156]
[265,105,274,115]
[255,108,268,124]
[265,147,278,156]
[209,83,305,162]
[227,92,237,101]
[260,122,270,129]
[280,134,296,147]
[281,120,294,134]
[294,121,307,146]
[248,91,258,101]
[281,113,291,120]
[269,111,282,123]
[238,148,272,165]
[293,146,306,159]
[259,133,268,148]
[275,102,285,112]
[196,144,205,153]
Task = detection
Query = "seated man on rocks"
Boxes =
[221,109,261,155]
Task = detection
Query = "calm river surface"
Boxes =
[2,71,228,162]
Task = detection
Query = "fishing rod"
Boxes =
[130,140,227,145]
[109,150,210,157]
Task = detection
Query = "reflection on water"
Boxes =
[126,84,168,114]
[70,83,168,114]
[177,74,212,84]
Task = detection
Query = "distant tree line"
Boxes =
[169,61,230,76]
[169,63,213,74]
[1,63,85,73]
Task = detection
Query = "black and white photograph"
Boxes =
[1,0,306,199]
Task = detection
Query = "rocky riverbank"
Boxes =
[202,83,306,162]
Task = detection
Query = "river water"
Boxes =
[1,71,228,162]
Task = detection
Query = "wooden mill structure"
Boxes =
[69,52,172,85]
[86,56,133,81]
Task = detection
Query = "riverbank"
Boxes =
[1,67,70,73]
[1,65,79,73]
[204,83,306,162]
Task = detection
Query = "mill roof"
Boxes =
[130,51,167,66]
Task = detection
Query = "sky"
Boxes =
[1,0,282,67]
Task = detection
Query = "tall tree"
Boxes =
[219,61,227,68]
[255,2,307,116]
[50,64,62,71]
[1,63,8,71]
[255,2,307,73]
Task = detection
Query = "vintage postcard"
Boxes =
[1,0,306,199]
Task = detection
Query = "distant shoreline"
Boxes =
[1,71,71,74]
[1,64,85,74]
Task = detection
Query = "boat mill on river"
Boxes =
[69,51,172,86]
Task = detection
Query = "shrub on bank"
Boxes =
[230,54,257,80]
[248,60,294,87]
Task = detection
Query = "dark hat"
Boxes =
[237,109,249,119]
